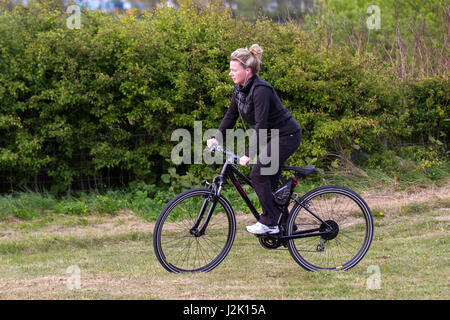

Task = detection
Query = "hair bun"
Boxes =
[230,44,263,74]
[249,44,263,60]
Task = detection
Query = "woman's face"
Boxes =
[229,60,250,86]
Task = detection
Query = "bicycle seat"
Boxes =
[281,166,316,177]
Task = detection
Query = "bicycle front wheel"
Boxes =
[287,186,373,271]
[153,188,236,273]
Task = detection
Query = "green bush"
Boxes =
[0,0,448,194]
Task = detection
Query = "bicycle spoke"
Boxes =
[154,189,235,272]
[288,186,373,271]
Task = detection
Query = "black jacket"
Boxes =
[214,75,301,156]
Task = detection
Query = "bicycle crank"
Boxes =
[258,235,287,249]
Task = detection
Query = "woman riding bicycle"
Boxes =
[207,44,302,235]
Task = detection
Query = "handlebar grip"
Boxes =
[209,144,240,164]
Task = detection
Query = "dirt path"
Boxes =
[359,181,450,218]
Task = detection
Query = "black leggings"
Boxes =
[250,130,302,226]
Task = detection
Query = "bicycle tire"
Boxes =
[286,185,373,271]
[153,188,236,273]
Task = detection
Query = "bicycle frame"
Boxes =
[191,148,335,241]
[190,159,258,237]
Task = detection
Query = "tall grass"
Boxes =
[0,189,169,222]
[0,161,448,223]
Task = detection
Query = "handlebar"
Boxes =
[208,144,240,164]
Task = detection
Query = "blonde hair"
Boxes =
[230,44,263,74]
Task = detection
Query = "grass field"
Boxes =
[0,179,448,300]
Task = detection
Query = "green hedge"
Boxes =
[0,0,448,193]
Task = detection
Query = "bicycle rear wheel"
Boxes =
[153,188,236,273]
[287,186,373,271]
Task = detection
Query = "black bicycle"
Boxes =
[153,145,373,273]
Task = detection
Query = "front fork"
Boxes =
[189,176,224,237]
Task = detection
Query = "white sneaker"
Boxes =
[246,222,280,235]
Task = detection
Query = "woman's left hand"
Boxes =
[239,155,250,166]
